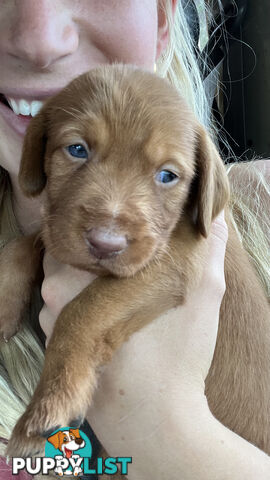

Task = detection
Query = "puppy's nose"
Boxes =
[86,228,127,258]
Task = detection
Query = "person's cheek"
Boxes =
[79,0,158,69]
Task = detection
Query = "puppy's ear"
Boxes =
[70,428,80,438]
[47,431,62,450]
[191,126,230,237]
[19,108,48,197]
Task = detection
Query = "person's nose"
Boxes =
[3,0,79,69]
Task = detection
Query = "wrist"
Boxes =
[87,379,210,480]
[89,383,270,480]
[172,395,270,480]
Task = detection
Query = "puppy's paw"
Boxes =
[0,271,28,341]
[0,236,38,341]
[6,424,46,458]
[0,302,22,342]
[7,404,57,457]
[7,392,85,458]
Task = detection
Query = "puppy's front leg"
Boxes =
[7,258,185,457]
[0,233,43,340]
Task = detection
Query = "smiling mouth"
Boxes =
[64,446,73,459]
[0,94,44,117]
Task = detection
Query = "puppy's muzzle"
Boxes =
[86,227,128,259]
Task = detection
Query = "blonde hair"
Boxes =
[0,0,269,452]
[227,161,270,297]
[160,0,270,295]
[159,0,212,129]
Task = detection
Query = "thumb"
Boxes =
[204,210,228,298]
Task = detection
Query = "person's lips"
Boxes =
[0,98,33,137]
[0,88,61,136]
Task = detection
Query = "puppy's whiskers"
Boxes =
[159,244,178,269]
[53,107,82,121]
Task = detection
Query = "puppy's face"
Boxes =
[47,428,85,456]
[19,65,229,277]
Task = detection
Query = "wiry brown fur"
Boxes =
[1,65,269,461]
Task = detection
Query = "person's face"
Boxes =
[0,0,175,175]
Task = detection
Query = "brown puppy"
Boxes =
[2,65,270,458]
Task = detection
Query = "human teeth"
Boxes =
[6,97,44,117]
[9,99,20,115]
[31,101,43,116]
[19,99,31,116]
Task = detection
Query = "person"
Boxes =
[0,1,269,479]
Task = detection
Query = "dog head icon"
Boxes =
[47,428,86,459]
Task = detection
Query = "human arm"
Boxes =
[39,213,270,479]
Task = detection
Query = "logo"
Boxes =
[12,427,132,476]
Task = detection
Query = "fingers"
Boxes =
[210,210,228,246]
[39,305,55,345]
[40,251,96,344]
[176,211,228,379]
[41,252,95,314]
[202,211,228,299]
[39,214,228,349]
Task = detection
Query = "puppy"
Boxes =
[2,65,269,459]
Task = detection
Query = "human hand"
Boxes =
[39,254,97,347]
[86,212,228,467]
[39,212,228,479]
[40,212,227,383]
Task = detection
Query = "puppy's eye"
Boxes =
[155,170,178,184]
[66,144,88,159]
